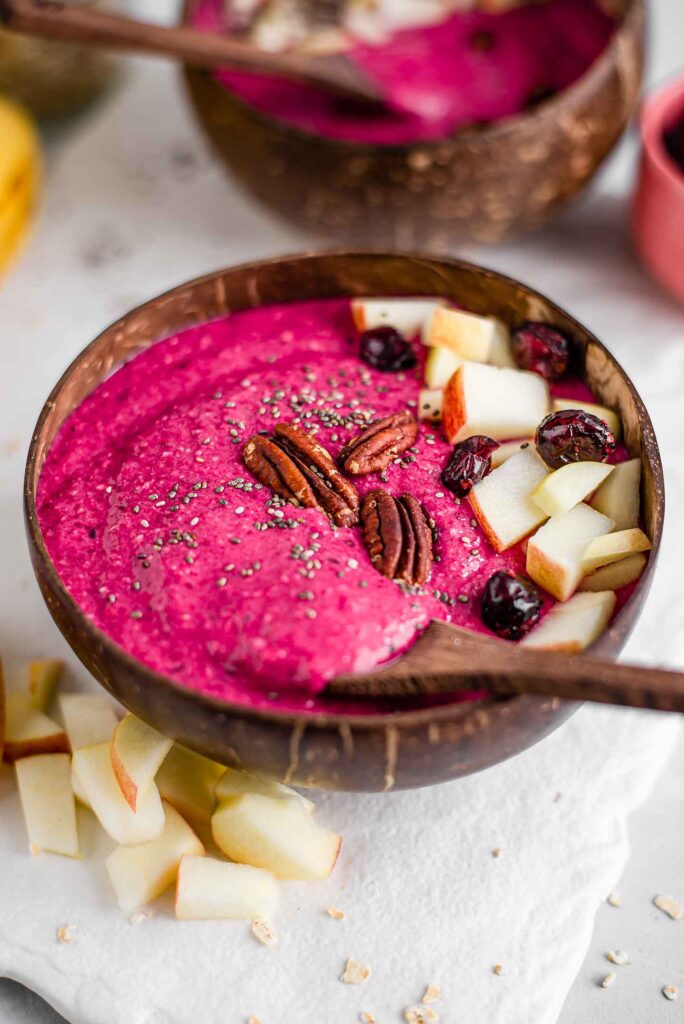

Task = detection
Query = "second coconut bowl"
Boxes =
[183,0,645,247]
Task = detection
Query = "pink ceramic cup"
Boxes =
[632,76,684,304]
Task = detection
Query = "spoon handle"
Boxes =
[330,623,684,712]
[0,0,382,102]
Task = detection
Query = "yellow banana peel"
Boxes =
[0,95,41,278]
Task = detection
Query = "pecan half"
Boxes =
[361,489,403,579]
[360,489,433,586]
[243,435,316,507]
[339,410,419,476]
[398,493,433,585]
[243,424,359,528]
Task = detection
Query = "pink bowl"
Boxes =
[632,76,684,304]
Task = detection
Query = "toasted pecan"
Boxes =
[339,410,418,476]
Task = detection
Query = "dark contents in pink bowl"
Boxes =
[664,116,684,174]
[38,299,631,715]
[192,0,616,144]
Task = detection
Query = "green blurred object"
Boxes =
[0,1,120,121]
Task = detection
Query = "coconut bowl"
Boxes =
[24,252,663,792]
[182,0,645,247]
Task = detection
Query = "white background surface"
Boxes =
[0,1,683,1021]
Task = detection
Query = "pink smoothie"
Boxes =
[37,299,631,714]
[193,0,616,144]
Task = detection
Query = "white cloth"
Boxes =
[0,9,683,1020]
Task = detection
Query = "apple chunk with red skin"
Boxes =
[3,693,69,763]
[156,743,225,827]
[110,713,173,812]
[72,741,165,845]
[443,362,550,444]
[521,591,616,651]
[215,766,314,812]
[526,503,615,602]
[212,793,341,881]
[106,801,205,913]
[15,753,79,858]
[351,297,441,338]
[175,856,279,921]
[469,447,550,553]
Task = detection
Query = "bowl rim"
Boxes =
[24,250,664,734]
[181,0,642,154]
[640,74,684,199]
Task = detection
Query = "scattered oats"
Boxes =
[493,964,504,976]
[492,848,502,859]
[251,919,277,946]
[360,1014,376,1023]
[404,1006,439,1024]
[600,972,617,988]
[422,984,442,1004]
[653,894,683,920]
[606,950,629,965]
[56,925,75,944]
[341,958,371,984]
[129,910,153,925]
[327,907,345,920]
[606,892,623,907]
[663,985,678,1001]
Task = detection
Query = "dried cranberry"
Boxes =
[536,409,615,470]
[441,435,500,497]
[359,326,417,373]
[511,322,570,380]
[481,571,542,640]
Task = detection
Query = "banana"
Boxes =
[0,95,41,278]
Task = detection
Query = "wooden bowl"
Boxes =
[181,0,645,247]
[24,253,663,792]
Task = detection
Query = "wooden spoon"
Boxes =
[328,620,684,712]
[0,0,384,106]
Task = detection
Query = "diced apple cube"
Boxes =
[175,856,279,921]
[579,552,647,593]
[424,344,463,389]
[443,362,550,444]
[581,528,652,574]
[59,693,120,750]
[590,458,641,530]
[423,306,509,364]
[15,753,79,857]
[72,742,165,845]
[110,714,173,812]
[27,660,63,711]
[531,461,614,518]
[469,447,550,553]
[418,387,443,422]
[526,503,615,601]
[212,793,341,881]
[351,298,441,337]
[490,439,535,469]
[552,397,622,440]
[106,801,205,913]
[156,743,225,827]
[215,767,314,812]
[3,693,69,763]
[520,591,616,651]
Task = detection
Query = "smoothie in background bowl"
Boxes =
[183,0,645,245]
[25,254,662,791]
